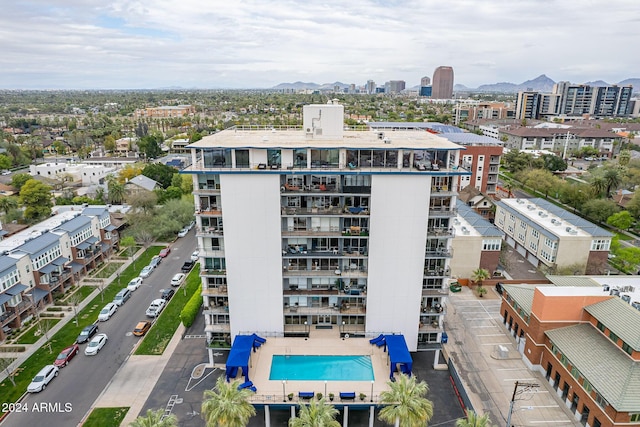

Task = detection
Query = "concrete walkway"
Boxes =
[89,323,186,426]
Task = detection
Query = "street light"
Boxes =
[371,380,374,402]
[324,380,327,397]
[282,380,287,402]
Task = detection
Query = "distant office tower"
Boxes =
[432,66,454,99]
[421,76,431,86]
[386,80,406,94]
[420,86,432,97]
[366,80,377,95]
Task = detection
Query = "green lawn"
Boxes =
[135,265,200,356]
[93,262,125,278]
[14,319,61,344]
[0,246,162,406]
[83,407,129,427]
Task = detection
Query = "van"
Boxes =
[113,288,132,307]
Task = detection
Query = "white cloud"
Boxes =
[0,0,638,89]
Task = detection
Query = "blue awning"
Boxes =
[384,335,413,379]
[87,236,99,244]
[76,242,91,250]
[51,257,68,266]
[39,263,58,274]
[5,283,27,296]
[32,287,49,303]
[226,334,267,383]
[69,262,84,273]
[0,293,12,305]
[105,225,117,231]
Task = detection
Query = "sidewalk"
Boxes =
[89,323,186,426]
[0,248,145,385]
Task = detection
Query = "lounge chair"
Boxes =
[375,338,387,347]
[299,391,315,400]
[369,334,384,345]
[238,381,254,390]
[339,392,356,400]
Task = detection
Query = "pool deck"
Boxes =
[233,329,394,404]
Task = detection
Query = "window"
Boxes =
[531,229,539,238]
[590,239,610,251]
[630,414,640,422]
[235,149,249,168]
[267,149,281,167]
[482,239,501,251]
[596,321,605,333]
[609,331,619,344]
[594,393,608,409]
[622,342,633,355]
[583,379,592,393]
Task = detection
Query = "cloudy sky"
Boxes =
[1,0,638,89]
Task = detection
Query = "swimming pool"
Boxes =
[269,355,374,381]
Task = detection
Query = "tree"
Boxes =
[68,291,83,326]
[581,199,619,223]
[619,149,631,167]
[142,163,178,189]
[626,191,640,219]
[289,397,340,427]
[378,374,433,427]
[541,154,567,172]
[107,175,126,204]
[0,154,11,170]
[603,168,621,198]
[128,190,158,213]
[590,176,607,198]
[129,408,178,427]
[517,168,560,198]
[0,196,18,215]
[19,179,53,221]
[201,377,256,427]
[137,134,162,159]
[11,173,32,191]
[119,163,144,183]
[471,268,490,287]
[456,410,494,427]
[607,211,634,230]
[0,348,19,387]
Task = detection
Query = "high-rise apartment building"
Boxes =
[366,80,376,95]
[385,80,406,94]
[186,102,468,356]
[421,76,431,87]
[432,66,454,99]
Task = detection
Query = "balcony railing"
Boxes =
[204,324,230,333]
[424,268,450,278]
[427,227,454,238]
[282,228,342,236]
[202,269,227,276]
[425,248,453,258]
[197,207,222,216]
[428,207,458,217]
[196,226,224,237]
[422,286,449,296]
[285,303,366,315]
[0,310,17,325]
[202,286,228,296]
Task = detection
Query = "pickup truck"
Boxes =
[181,260,195,273]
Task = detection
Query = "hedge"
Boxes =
[180,287,203,328]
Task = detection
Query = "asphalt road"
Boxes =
[1,231,196,427]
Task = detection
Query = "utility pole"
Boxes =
[506,381,539,427]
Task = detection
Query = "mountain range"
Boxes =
[273,75,639,93]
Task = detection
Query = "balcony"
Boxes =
[201,269,227,276]
[201,249,225,258]
[283,267,367,278]
[282,227,342,237]
[285,302,366,315]
[196,226,224,237]
[422,286,449,296]
[424,268,450,278]
[428,207,458,218]
[8,300,30,315]
[427,227,454,238]
[197,206,222,216]
[0,310,17,326]
[281,184,342,193]
[201,285,228,296]
[425,248,453,258]
[195,185,221,195]
[204,323,230,333]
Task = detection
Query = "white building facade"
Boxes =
[186,102,470,353]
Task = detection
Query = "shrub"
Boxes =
[0,346,26,353]
[180,288,202,328]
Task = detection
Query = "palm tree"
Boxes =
[201,377,256,427]
[590,176,607,198]
[456,410,493,427]
[0,196,18,215]
[604,168,621,198]
[289,397,340,427]
[107,174,126,204]
[471,268,490,288]
[129,408,178,427]
[378,374,433,427]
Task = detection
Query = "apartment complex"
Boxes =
[515,83,633,120]
[0,207,119,340]
[454,100,516,124]
[500,276,640,427]
[494,198,612,274]
[500,126,617,156]
[133,105,195,119]
[186,102,469,353]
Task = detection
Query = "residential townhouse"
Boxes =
[494,198,612,275]
[0,207,118,340]
[500,127,618,157]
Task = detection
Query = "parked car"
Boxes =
[113,288,132,307]
[190,250,199,262]
[159,247,171,258]
[85,333,108,356]
[98,302,118,321]
[127,277,143,291]
[495,282,504,295]
[140,266,154,278]
[170,273,186,287]
[188,220,196,230]
[181,260,195,273]
[76,324,98,344]
[146,299,166,318]
[54,344,79,367]
[177,228,189,238]
[27,365,59,393]
[149,255,162,268]
[160,288,175,301]
[133,321,152,337]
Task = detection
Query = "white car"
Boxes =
[146,299,166,318]
[170,273,186,287]
[27,365,59,393]
[127,277,143,291]
[188,220,196,230]
[177,228,189,238]
[98,303,117,321]
[85,333,108,356]
[140,266,154,278]
[190,250,199,262]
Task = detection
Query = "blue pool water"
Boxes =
[269,355,374,381]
